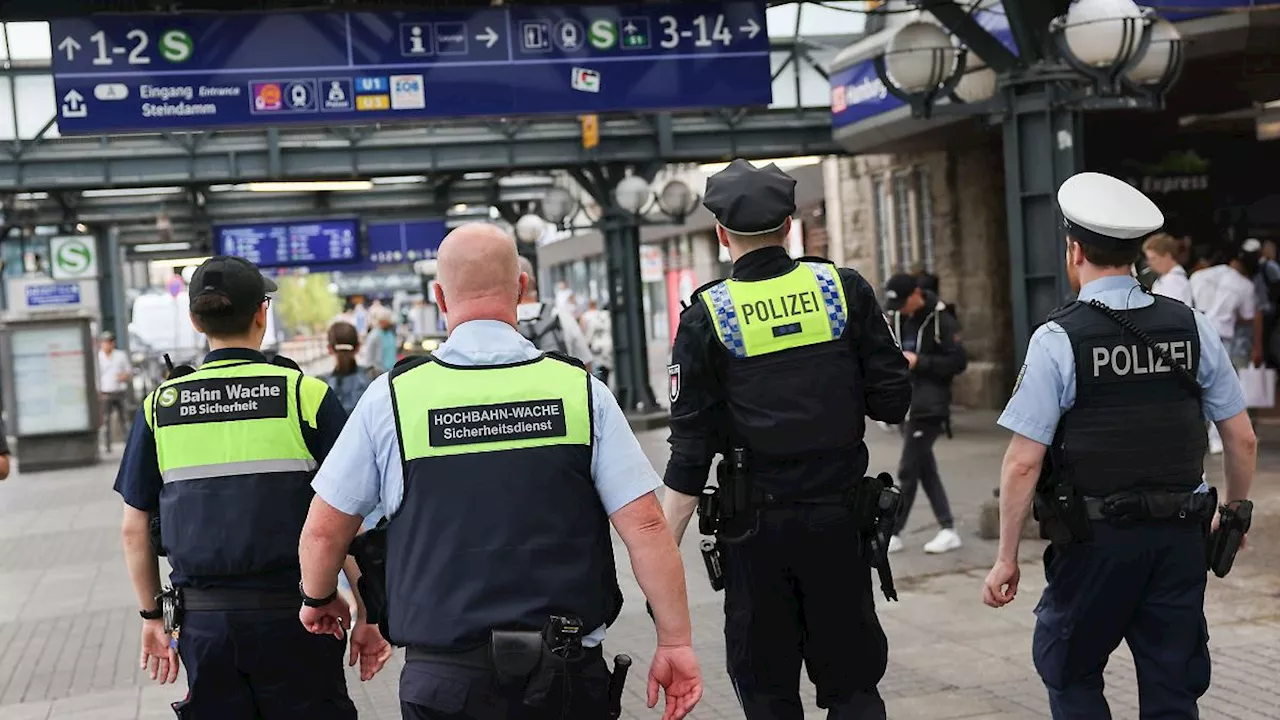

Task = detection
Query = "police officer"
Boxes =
[659,159,912,720]
[114,256,389,718]
[296,223,703,720]
[982,172,1256,718]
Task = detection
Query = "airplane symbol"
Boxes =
[57,36,81,61]
[625,21,637,33]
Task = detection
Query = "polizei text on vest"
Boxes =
[739,290,821,325]
[179,383,282,416]
[1091,340,1194,378]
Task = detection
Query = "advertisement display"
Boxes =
[9,325,93,435]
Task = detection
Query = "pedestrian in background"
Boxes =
[1143,232,1193,305]
[98,331,134,453]
[363,306,399,375]
[882,273,967,555]
[319,321,376,415]
[581,299,614,386]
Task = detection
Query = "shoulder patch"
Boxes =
[667,363,681,404]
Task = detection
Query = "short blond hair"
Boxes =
[1143,232,1178,257]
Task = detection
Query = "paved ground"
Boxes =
[2,409,1279,719]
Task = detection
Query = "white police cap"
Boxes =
[1057,172,1164,249]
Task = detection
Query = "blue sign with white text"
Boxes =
[215,218,360,268]
[366,219,447,265]
[25,283,82,307]
[49,2,771,135]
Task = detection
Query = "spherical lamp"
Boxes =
[656,179,698,218]
[1061,0,1147,69]
[614,175,653,215]
[540,186,577,224]
[1126,16,1181,85]
[954,60,997,104]
[514,214,546,244]
[884,21,957,94]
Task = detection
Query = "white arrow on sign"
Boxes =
[739,18,761,40]
[475,27,499,48]
[57,36,81,61]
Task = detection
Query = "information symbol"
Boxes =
[409,26,427,54]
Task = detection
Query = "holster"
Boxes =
[1034,449,1093,544]
[1207,499,1253,578]
[697,448,758,544]
[850,473,900,602]
[349,523,391,643]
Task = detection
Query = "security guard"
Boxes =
[114,256,387,719]
[297,223,703,720]
[660,159,912,720]
[982,172,1256,719]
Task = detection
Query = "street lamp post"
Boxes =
[871,0,1184,367]
[870,0,1185,540]
[523,174,698,416]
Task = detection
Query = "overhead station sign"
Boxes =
[215,218,360,268]
[49,1,771,135]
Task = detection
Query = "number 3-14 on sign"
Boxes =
[656,14,760,49]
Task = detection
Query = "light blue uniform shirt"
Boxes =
[313,319,661,645]
[998,276,1246,493]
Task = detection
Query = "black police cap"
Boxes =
[703,159,797,235]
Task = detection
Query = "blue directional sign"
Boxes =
[25,283,82,307]
[49,2,770,135]
[215,218,360,268]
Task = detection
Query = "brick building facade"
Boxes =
[829,135,1014,409]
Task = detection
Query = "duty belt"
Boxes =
[1083,490,1214,523]
[406,643,603,668]
[181,587,302,612]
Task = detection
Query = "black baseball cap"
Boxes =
[189,256,277,314]
[882,273,918,312]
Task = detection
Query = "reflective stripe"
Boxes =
[161,458,317,484]
[705,281,748,359]
[804,261,848,338]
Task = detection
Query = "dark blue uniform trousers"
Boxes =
[171,609,357,719]
[1033,521,1211,719]
[721,505,889,720]
[398,653,611,719]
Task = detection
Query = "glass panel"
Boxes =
[915,167,935,273]
[892,172,912,274]
[6,22,52,61]
[0,78,16,140]
[873,177,891,282]
[14,74,58,139]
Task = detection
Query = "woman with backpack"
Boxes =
[319,322,376,414]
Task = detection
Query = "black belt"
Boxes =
[181,587,301,612]
[407,643,603,669]
[1084,490,1212,523]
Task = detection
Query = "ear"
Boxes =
[433,282,448,313]
[188,311,205,334]
[518,272,529,299]
[255,301,269,326]
[781,216,792,237]
[715,225,730,248]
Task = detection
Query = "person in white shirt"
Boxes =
[517,257,594,368]
[1190,245,1264,454]
[97,331,133,452]
[1143,233,1193,305]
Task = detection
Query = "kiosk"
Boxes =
[1,278,102,472]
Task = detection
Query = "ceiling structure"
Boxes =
[0,1,868,254]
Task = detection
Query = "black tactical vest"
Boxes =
[698,261,865,494]
[1052,296,1206,497]
[384,354,621,651]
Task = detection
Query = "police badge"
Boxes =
[667,364,681,403]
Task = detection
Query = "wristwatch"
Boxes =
[140,607,163,620]
[299,581,338,608]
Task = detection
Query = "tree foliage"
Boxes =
[274,273,340,335]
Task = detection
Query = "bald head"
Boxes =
[434,223,525,331]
